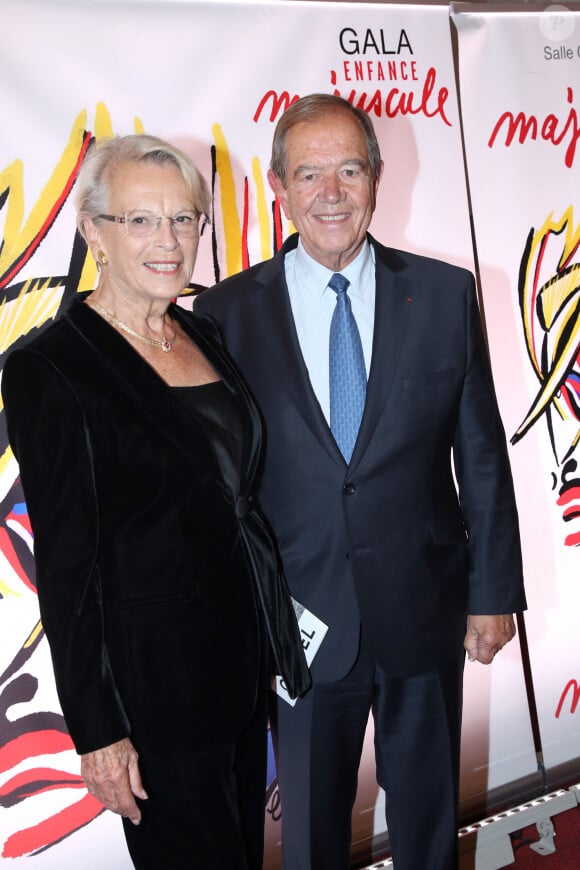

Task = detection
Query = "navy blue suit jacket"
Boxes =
[196,234,526,681]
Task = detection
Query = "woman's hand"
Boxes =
[81,737,148,825]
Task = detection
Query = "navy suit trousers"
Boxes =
[270,629,465,870]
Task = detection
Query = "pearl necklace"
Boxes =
[89,301,176,353]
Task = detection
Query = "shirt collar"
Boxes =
[294,237,375,301]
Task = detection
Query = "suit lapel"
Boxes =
[256,236,416,468]
[257,240,343,463]
[350,239,413,468]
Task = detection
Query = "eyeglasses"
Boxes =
[97,209,206,238]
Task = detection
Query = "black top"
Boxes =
[172,380,244,495]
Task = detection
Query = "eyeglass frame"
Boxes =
[96,209,210,237]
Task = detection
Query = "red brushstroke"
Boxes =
[2,792,104,858]
[0,527,35,593]
[6,506,32,537]
[0,767,85,805]
[273,199,283,252]
[557,486,580,507]
[0,130,92,290]
[0,729,74,770]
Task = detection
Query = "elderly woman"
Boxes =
[2,134,309,869]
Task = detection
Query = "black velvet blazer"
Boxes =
[2,296,309,756]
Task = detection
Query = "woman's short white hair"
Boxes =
[75,133,211,242]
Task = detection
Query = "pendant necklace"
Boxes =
[89,301,176,353]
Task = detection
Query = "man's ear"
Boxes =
[267,168,291,220]
[372,160,385,205]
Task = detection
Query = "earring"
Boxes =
[97,250,109,266]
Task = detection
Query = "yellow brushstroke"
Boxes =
[0,579,18,599]
[93,103,114,140]
[0,445,18,494]
[521,206,580,375]
[77,254,98,293]
[540,265,580,329]
[252,157,271,262]
[514,206,580,440]
[0,444,26,598]
[0,281,64,354]
[0,111,88,276]
[212,124,242,277]
[23,618,44,648]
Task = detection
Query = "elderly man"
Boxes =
[196,94,526,870]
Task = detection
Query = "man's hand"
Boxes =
[464,614,516,664]
[81,737,147,825]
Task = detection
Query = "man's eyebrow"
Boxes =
[293,163,320,177]
[293,158,367,177]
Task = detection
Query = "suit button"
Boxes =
[343,483,356,495]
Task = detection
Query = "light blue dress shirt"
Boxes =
[284,239,376,423]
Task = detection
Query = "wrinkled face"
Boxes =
[85,161,200,304]
[268,110,382,272]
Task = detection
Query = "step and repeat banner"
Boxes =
[0,1,576,867]
[452,0,580,782]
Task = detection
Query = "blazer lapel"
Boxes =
[175,306,262,495]
[65,297,243,481]
[350,239,413,468]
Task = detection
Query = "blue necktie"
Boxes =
[328,273,367,462]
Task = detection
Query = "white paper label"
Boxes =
[275,599,328,706]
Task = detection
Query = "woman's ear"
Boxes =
[83,218,103,263]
